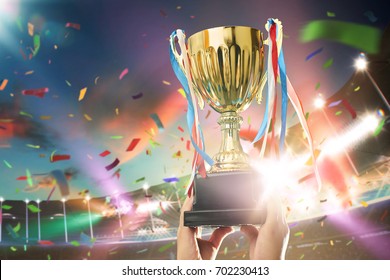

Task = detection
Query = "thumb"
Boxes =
[240,225,258,243]
[209,227,234,248]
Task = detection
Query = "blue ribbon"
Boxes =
[278,47,288,152]
[169,30,214,166]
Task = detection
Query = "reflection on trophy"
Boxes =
[170,26,267,226]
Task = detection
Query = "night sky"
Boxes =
[1,0,389,201]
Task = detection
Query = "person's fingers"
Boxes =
[240,225,258,243]
[208,227,234,248]
[178,195,196,239]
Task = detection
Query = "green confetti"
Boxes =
[24,245,27,251]
[47,254,51,260]
[373,119,385,136]
[87,251,91,257]
[27,204,41,213]
[13,222,21,233]
[26,144,40,149]
[300,254,305,259]
[346,240,353,246]
[323,58,334,69]
[335,111,343,116]
[305,112,310,120]
[3,160,12,168]
[158,241,175,253]
[110,135,123,139]
[327,11,336,17]
[294,231,304,237]
[19,111,33,118]
[224,246,228,255]
[135,177,145,183]
[10,246,17,252]
[70,240,80,247]
[15,188,20,194]
[315,82,321,90]
[300,20,381,54]
[26,169,33,187]
[247,116,251,125]
[33,34,41,56]
[65,80,72,87]
[2,205,12,210]
[156,207,162,216]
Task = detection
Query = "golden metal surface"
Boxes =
[183,26,265,172]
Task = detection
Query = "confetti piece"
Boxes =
[330,240,334,246]
[354,86,360,92]
[305,112,310,120]
[162,80,171,85]
[305,149,321,166]
[132,92,143,99]
[25,70,34,75]
[346,240,353,246]
[178,88,186,98]
[289,222,298,228]
[27,22,34,36]
[317,215,327,222]
[22,87,48,98]
[84,114,92,121]
[294,231,304,237]
[360,200,368,207]
[27,204,41,213]
[39,240,54,245]
[26,169,33,187]
[10,246,17,252]
[135,177,145,183]
[0,79,8,91]
[26,144,40,149]
[300,20,381,54]
[119,68,128,80]
[364,11,378,23]
[3,160,12,168]
[173,150,182,158]
[315,82,321,90]
[94,76,99,85]
[137,248,148,254]
[158,242,175,253]
[70,240,80,247]
[127,138,141,151]
[6,224,18,238]
[79,87,87,101]
[335,111,343,116]
[341,99,357,119]
[40,116,52,120]
[13,222,21,233]
[146,149,151,155]
[373,119,385,136]
[323,58,333,69]
[33,34,40,56]
[51,154,71,162]
[327,11,336,17]
[328,100,343,108]
[65,22,80,30]
[305,47,323,61]
[105,158,120,171]
[65,80,72,87]
[150,113,164,132]
[205,110,211,119]
[178,126,184,132]
[380,210,388,221]
[99,150,111,157]
[2,205,12,210]
[110,135,123,139]
[320,199,327,203]
[163,177,179,183]
[186,140,191,151]
[299,254,305,260]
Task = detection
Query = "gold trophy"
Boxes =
[170,26,267,226]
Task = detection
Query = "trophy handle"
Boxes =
[170,30,205,110]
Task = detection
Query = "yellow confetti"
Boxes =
[28,22,34,36]
[68,114,74,118]
[54,44,58,50]
[25,70,34,75]
[84,114,92,121]
[178,88,186,98]
[360,200,368,207]
[305,149,321,166]
[115,108,119,115]
[330,240,334,246]
[354,86,360,92]
[79,87,87,101]
[162,80,171,85]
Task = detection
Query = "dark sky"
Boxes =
[0,0,389,201]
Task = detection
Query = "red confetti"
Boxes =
[16,176,27,180]
[39,240,54,246]
[105,158,120,171]
[178,126,184,133]
[51,154,71,162]
[186,140,191,151]
[22,88,49,98]
[119,68,128,80]
[127,138,141,152]
[99,150,111,157]
[65,22,80,30]
[341,99,357,119]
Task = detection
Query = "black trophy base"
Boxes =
[184,171,266,227]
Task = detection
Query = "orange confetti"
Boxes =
[305,149,321,166]
[0,79,8,91]
[162,80,171,85]
[84,114,92,121]
[28,22,34,36]
[79,87,87,101]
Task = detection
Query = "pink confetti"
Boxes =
[119,68,129,80]
[65,22,80,30]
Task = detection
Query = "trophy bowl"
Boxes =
[171,26,267,226]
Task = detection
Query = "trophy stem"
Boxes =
[209,112,250,173]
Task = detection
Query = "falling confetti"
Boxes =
[305,47,324,61]
[50,154,71,162]
[158,242,175,253]
[205,110,211,119]
[178,126,184,132]
[346,240,353,246]
[79,87,87,101]
[105,158,120,171]
[327,11,336,17]
[65,22,81,30]
[354,86,360,92]
[126,138,141,151]
[0,79,8,91]
[84,114,92,121]
[22,87,49,98]
[162,80,171,85]
[178,88,186,98]
[328,100,343,108]
[294,231,304,237]
[2,205,12,210]
[119,68,129,80]
[186,140,191,151]
[27,204,41,213]
[373,119,385,136]
[163,177,179,183]
[132,92,143,99]
[323,58,334,69]
[3,160,12,168]
[70,240,80,247]
[315,82,321,90]
[135,177,145,183]
[99,150,111,157]
[150,113,164,132]
[330,240,334,246]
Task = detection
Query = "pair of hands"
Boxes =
[177,193,290,260]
